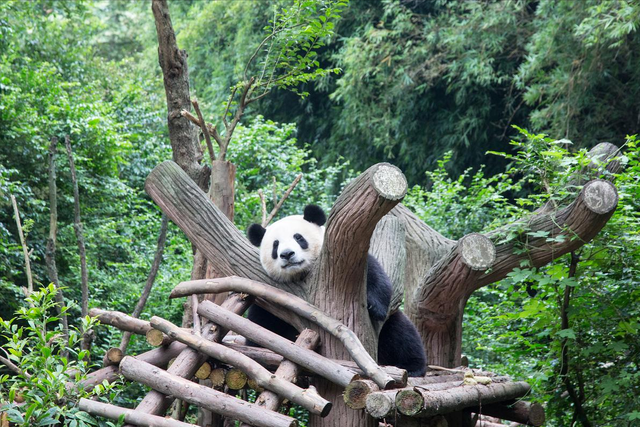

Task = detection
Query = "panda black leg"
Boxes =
[366,255,393,321]
[246,305,299,345]
[377,311,427,377]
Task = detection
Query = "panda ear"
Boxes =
[303,204,326,226]
[247,223,266,247]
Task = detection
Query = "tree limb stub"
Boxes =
[396,382,531,417]
[239,329,323,427]
[79,399,197,427]
[119,357,297,427]
[479,178,618,287]
[171,277,395,389]
[197,300,358,387]
[145,161,280,289]
[150,316,332,416]
[416,233,495,314]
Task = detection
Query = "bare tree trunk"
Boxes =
[63,136,93,352]
[44,137,69,346]
[151,0,206,185]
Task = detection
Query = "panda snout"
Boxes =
[280,250,295,260]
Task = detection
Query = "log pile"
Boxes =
[83,285,545,427]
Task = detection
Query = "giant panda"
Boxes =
[247,204,427,377]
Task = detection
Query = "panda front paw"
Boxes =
[367,303,388,322]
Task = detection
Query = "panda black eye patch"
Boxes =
[294,233,308,250]
[271,240,279,259]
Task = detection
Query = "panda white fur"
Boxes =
[247,204,427,377]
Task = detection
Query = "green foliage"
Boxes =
[461,133,640,426]
[0,284,118,427]
[229,115,353,228]
[403,152,523,239]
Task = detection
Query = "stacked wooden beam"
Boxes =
[83,287,544,427]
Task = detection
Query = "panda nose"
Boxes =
[280,250,295,260]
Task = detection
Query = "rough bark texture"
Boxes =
[172,277,392,388]
[370,216,406,317]
[151,0,205,184]
[80,341,186,390]
[400,178,617,367]
[308,163,407,427]
[220,343,407,386]
[90,308,153,336]
[145,161,274,287]
[119,357,297,427]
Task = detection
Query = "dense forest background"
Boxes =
[0,0,639,426]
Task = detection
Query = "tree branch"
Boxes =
[63,135,92,353]
[191,98,216,163]
[127,293,253,418]
[310,163,407,361]
[264,173,302,226]
[479,179,617,287]
[79,399,197,427]
[239,329,321,427]
[145,160,275,287]
[11,195,33,303]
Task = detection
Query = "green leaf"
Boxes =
[556,328,576,339]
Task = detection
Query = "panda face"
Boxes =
[258,215,324,282]
[247,205,327,283]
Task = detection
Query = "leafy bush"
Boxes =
[0,284,120,427]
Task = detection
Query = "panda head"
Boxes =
[247,204,326,283]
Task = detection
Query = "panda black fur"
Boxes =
[246,204,427,377]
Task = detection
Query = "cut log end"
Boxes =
[195,362,212,380]
[583,179,618,215]
[372,164,407,200]
[147,329,170,347]
[344,379,379,410]
[460,233,495,270]
[209,367,226,388]
[395,389,424,416]
[102,347,124,367]
[365,392,396,419]
[225,368,248,390]
[529,402,546,426]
